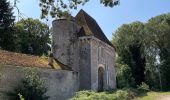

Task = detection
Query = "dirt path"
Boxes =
[157,95,170,100]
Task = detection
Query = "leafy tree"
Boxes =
[0,0,16,51]
[112,21,146,86]
[13,0,119,19]
[145,13,170,90]
[39,0,119,19]
[116,56,135,88]
[15,18,50,56]
[113,13,170,91]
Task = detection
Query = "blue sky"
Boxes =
[10,0,170,40]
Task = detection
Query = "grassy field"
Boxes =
[137,91,170,100]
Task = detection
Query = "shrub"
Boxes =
[9,68,49,100]
[116,62,135,88]
[137,82,150,91]
[116,90,129,100]
[70,90,132,100]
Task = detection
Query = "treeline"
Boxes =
[113,13,170,91]
[0,0,50,56]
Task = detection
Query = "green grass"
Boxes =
[137,91,170,100]
[70,90,130,100]
[71,89,170,100]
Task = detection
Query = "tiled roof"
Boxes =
[75,9,114,48]
[0,49,59,69]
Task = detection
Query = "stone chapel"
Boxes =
[52,9,116,91]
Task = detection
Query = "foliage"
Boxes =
[116,57,135,88]
[137,82,150,92]
[144,62,160,90]
[9,68,49,100]
[38,0,119,19]
[144,13,170,90]
[14,18,50,56]
[116,90,129,100]
[18,93,25,100]
[0,0,16,51]
[70,90,132,100]
[113,21,146,86]
[113,13,170,91]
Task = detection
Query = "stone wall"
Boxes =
[52,19,80,71]
[0,65,79,100]
[78,36,116,91]
[90,36,116,91]
[78,37,91,90]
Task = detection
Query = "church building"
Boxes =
[52,9,116,91]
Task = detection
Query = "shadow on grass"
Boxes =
[124,88,148,98]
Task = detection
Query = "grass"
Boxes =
[70,90,130,100]
[137,91,170,100]
[71,89,170,100]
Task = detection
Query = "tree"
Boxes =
[0,0,16,51]
[15,18,50,56]
[112,21,146,86]
[116,56,135,88]
[40,0,119,19]
[14,0,119,19]
[113,13,170,90]
[145,13,170,90]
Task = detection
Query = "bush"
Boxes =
[116,90,129,100]
[116,62,135,88]
[9,68,49,100]
[70,90,132,100]
[137,82,150,91]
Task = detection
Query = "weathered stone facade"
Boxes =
[52,10,116,91]
[0,65,79,100]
